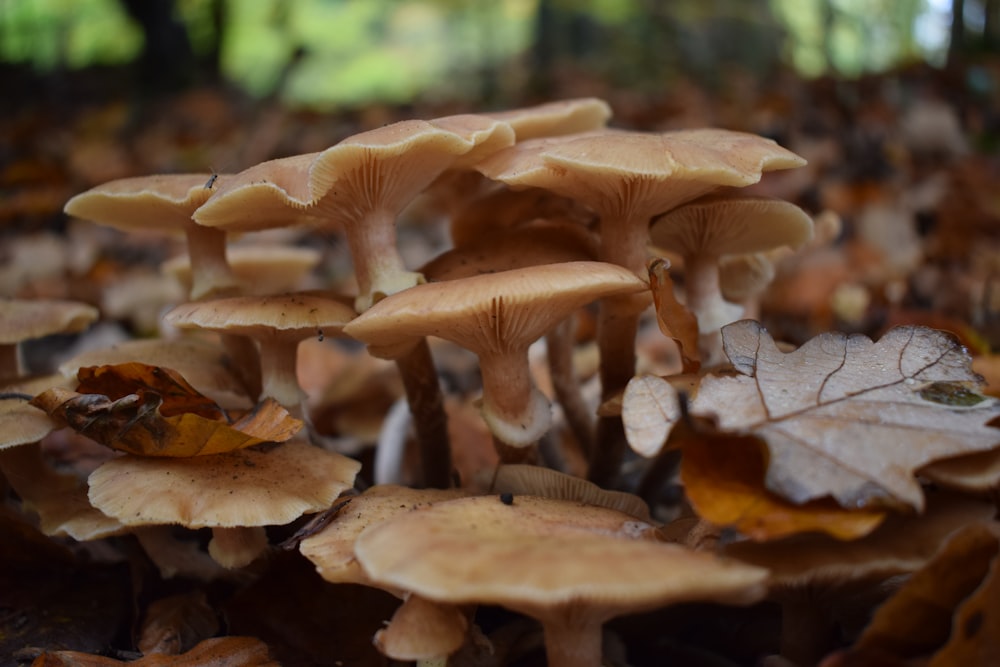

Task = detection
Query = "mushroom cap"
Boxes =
[649,193,814,258]
[64,173,220,232]
[343,261,647,357]
[191,153,324,232]
[163,292,356,343]
[373,594,468,661]
[448,186,594,249]
[483,98,613,141]
[719,253,778,302]
[306,114,515,221]
[477,129,806,220]
[163,245,322,296]
[355,495,768,619]
[299,484,470,586]
[0,374,66,450]
[88,440,361,529]
[0,298,99,345]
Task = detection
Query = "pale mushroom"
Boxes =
[64,173,238,300]
[343,262,647,451]
[649,192,814,364]
[163,245,322,297]
[88,439,360,568]
[0,298,99,383]
[163,292,355,417]
[355,494,769,667]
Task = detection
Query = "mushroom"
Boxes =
[163,292,356,417]
[63,173,238,300]
[476,128,806,482]
[162,245,322,297]
[343,262,647,452]
[0,298,98,383]
[88,439,360,568]
[649,192,814,364]
[354,494,769,667]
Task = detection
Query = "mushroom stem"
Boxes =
[545,317,594,459]
[591,212,651,485]
[345,208,425,312]
[394,339,452,489]
[207,526,269,569]
[684,253,742,366]
[0,343,22,383]
[184,225,239,301]
[480,349,551,449]
[779,597,837,666]
[219,333,263,401]
[257,338,306,415]
[540,616,604,667]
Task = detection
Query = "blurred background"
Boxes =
[3,0,1000,349]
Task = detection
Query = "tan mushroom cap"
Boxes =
[89,439,360,567]
[355,495,768,667]
[164,292,355,408]
[343,261,647,446]
[64,173,240,300]
[64,173,218,232]
[483,97,613,141]
[0,374,67,450]
[0,298,99,382]
[649,193,814,258]
[163,245,322,296]
[448,186,594,249]
[373,594,469,662]
[300,484,470,588]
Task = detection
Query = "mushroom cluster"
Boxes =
[3,98,835,664]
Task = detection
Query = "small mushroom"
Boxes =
[355,494,769,667]
[88,439,360,568]
[650,192,813,364]
[343,262,647,450]
[0,298,98,383]
[64,174,239,300]
[163,245,322,297]
[163,292,355,416]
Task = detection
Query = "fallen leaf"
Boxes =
[29,636,278,666]
[76,363,226,420]
[848,522,1000,665]
[622,374,683,457]
[31,387,301,457]
[138,591,219,656]
[648,258,701,373]
[679,430,887,541]
[692,321,1000,510]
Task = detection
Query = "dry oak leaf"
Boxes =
[28,636,278,666]
[31,387,301,457]
[75,363,226,420]
[694,321,1000,511]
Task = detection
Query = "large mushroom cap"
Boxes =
[0,298,99,345]
[88,440,360,529]
[343,261,646,355]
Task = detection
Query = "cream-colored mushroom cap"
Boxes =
[355,495,768,667]
[483,97,613,140]
[164,293,355,408]
[163,245,321,296]
[89,440,361,567]
[64,174,218,232]
[343,262,647,446]
[373,594,468,662]
[0,298,99,381]
[649,193,814,258]
[0,374,67,450]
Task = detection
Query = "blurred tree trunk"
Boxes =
[949,0,965,66]
[120,0,195,91]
